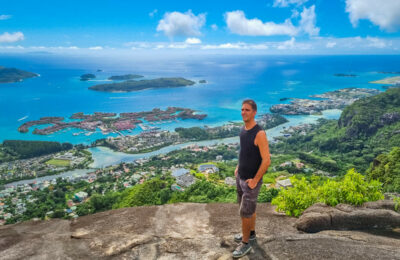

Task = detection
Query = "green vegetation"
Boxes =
[80,73,96,81]
[1,140,73,162]
[45,159,71,167]
[89,77,195,92]
[272,88,400,174]
[271,169,384,217]
[0,66,38,83]
[108,74,144,80]
[367,147,400,192]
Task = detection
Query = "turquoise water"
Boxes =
[1,54,399,145]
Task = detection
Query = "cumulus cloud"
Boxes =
[157,10,206,37]
[225,10,298,36]
[185,37,201,44]
[346,0,400,32]
[0,32,24,43]
[299,5,319,36]
[225,6,318,37]
[0,14,12,20]
[273,0,309,7]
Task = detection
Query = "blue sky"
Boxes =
[1,0,400,54]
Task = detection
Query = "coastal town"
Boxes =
[18,107,207,135]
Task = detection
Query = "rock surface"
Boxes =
[1,203,400,259]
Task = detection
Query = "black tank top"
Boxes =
[238,124,263,180]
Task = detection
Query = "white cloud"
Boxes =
[211,24,218,31]
[0,32,24,43]
[299,5,319,36]
[185,37,201,44]
[89,46,103,50]
[225,7,319,37]
[168,43,188,49]
[326,42,337,48]
[366,36,389,48]
[156,10,206,37]
[277,37,296,49]
[149,9,158,18]
[225,10,298,36]
[273,0,309,7]
[201,42,268,50]
[346,0,400,32]
[0,15,12,20]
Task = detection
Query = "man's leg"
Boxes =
[250,212,256,232]
[241,213,256,243]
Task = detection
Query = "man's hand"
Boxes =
[245,178,258,189]
[235,166,238,177]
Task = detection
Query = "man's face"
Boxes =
[241,103,256,122]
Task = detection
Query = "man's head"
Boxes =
[241,99,257,123]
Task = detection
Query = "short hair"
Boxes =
[242,99,257,111]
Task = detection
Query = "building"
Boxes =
[276,179,292,189]
[198,164,219,174]
[74,191,88,202]
[224,177,236,186]
[172,168,190,178]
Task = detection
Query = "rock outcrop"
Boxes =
[1,203,400,259]
[295,201,400,233]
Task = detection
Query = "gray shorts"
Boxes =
[236,174,263,218]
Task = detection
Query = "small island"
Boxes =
[0,66,38,83]
[89,77,195,92]
[199,80,207,83]
[108,74,144,80]
[80,74,96,81]
[334,73,357,77]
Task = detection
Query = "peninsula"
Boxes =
[370,76,400,85]
[0,66,38,83]
[108,74,144,80]
[89,77,195,92]
[270,88,380,115]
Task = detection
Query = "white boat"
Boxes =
[17,115,28,121]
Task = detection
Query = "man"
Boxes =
[232,99,271,258]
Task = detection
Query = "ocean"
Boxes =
[0,53,399,145]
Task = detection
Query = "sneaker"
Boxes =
[232,242,252,258]
[234,232,256,243]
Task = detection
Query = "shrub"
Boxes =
[272,169,384,217]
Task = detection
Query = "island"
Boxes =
[333,73,357,77]
[108,74,144,80]
[89,77,195,92]
[0,66,38,83]
[270,88,380,115]
[80,74,96,81]
[199,80,207,83]
[18,107,207,135]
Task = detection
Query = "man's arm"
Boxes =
[245,130,271,189]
